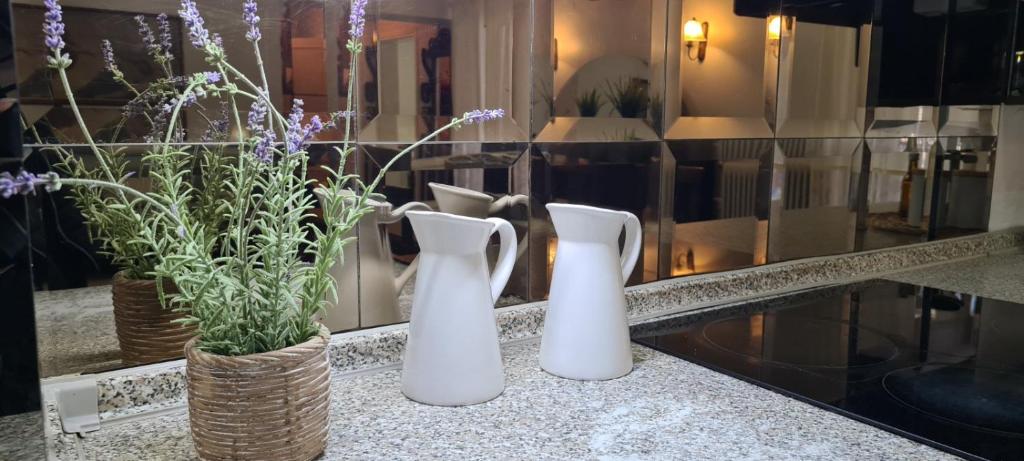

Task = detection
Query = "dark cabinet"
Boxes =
[1009,0,1024,102]
[868,0,947,107]
[941,0,1017,105]
[869,0,1019,107]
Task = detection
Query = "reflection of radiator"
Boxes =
[785,163,812,209]
[785,161,848,210]
[720,160,759,218]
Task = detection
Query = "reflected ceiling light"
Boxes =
[768,16,782,40]
[767,15,793,58]
[683,17,708,63]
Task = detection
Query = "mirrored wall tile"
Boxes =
[940,0,1017,106]
[865,106,940,139]
[531,0,667,142]
[863,135,994,249]
[937,105,1001,137]
[775,1,871,139]
[352,142,531,329]
[663,139,772,278]
[355,0,532,144]
[665,0,780,140]
[14,1,322,145]
[768,138,863,262]
[529,141,662,299]
[862,137,937,251]
[932,136,995,239]
[1011,4,1024,103]
[866,0,945,109]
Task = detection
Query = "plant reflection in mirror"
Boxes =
[604,77,650,119]
[575,88,603,117]
[14,0,504,356]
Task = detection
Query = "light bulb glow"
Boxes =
[768,16,782,40]
[683,18,706,43]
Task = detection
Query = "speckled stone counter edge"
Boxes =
[45,228,1022,432]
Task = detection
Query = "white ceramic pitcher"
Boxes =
[540,203,642,381]
[428,182,530,261]
[315,189,429,330]
[401,211,517,406]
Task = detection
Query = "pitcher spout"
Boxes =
[406,211,495,255]
[546,203,632,244]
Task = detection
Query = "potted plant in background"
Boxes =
[23,11,235,366]
[575,88,603,117]
[604,77,650,119]
[2,0,504,459]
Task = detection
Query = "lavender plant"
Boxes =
[24,10,233,279]
[6,0,504,356]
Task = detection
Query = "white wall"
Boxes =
[776,21,869,138]
[676,0,765,118]
[552,0,652,116]
[990,105,1024,230]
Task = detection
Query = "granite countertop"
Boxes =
[33,265,525,378]
[26,233,1024,460]
[71,340,952,461]
[884,250,1024,302]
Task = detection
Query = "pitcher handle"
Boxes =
[381,201,431,224]
[486,218,517,303]
[619,212,642,285]
[383,201,431,292]
[488,194,530,215]
[488,194,530,260]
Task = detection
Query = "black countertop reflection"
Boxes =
[634,280,1024,461]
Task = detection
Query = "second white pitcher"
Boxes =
[540,203,642,381]
[401,211,517,406]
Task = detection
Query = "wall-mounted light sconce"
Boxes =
[766,15,794,58]
[553,38,559,71]
[768,16,782,41]
[683,17,708,62]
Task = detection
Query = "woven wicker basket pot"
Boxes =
[185,325,332,461]
[111,271,195,365]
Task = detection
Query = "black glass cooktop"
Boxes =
[632,280,1024,461]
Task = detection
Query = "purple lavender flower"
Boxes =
[203,71,221,84]
[283,100,330,153]
[163,90,199,114]
[179,0,211,49]
[212,33,224,50]
[202,103,231,142]
[247,99,268,132]
[156,13,174,58]
[349,0,368,40]
[461,108,505,125]
[135,15,162,58]
[285,99,305,153]
[307,115,324,135]
[243,0,261,42]
[253,130,276,164]
[0,173,14,199]
[100,40,120,75]
[43,0,65,52]
[0,171,60,198]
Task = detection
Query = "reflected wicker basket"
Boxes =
[185,325,331,461]
[111,272,195,365]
